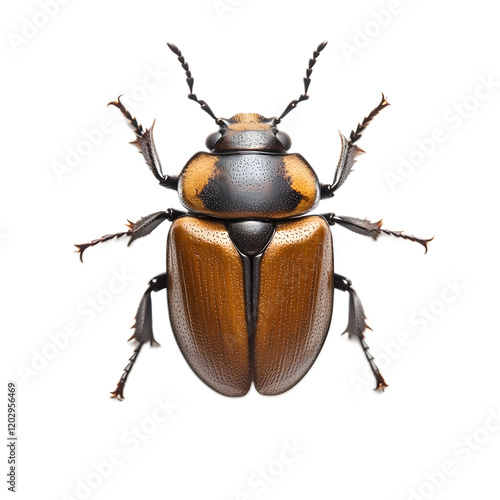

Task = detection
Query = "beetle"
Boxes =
[76,42,431,399]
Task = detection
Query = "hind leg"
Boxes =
[334,273,388,391]
[110,273,167,400]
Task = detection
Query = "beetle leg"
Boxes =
[75,209,186,261]
[110,273,167,401]
[321,94,390,198]
[334,274,388,391]
[322,213,433,253]
[108,96,178,190]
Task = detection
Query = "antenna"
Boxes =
[167,42,224,126]
[274,41,328,124]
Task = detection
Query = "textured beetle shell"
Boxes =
[254,216,334,394]
[167,217,251,396]
[178,152,320,219]
[167,215,333,396]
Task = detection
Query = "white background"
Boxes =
[2,1,500,499]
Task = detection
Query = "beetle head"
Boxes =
[205,113,292,153]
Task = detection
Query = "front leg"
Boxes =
[75,209,186,261]
[321,94,390,198]
[108,96,178,190]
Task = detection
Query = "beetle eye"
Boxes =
[206,131,222,150]
[276,131,292,150]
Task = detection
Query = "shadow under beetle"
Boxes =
[76,42,432,399]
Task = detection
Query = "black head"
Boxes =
[205,113,292,153]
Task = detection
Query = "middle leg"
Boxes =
[322,213,433,252]
[75,209,186,261]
